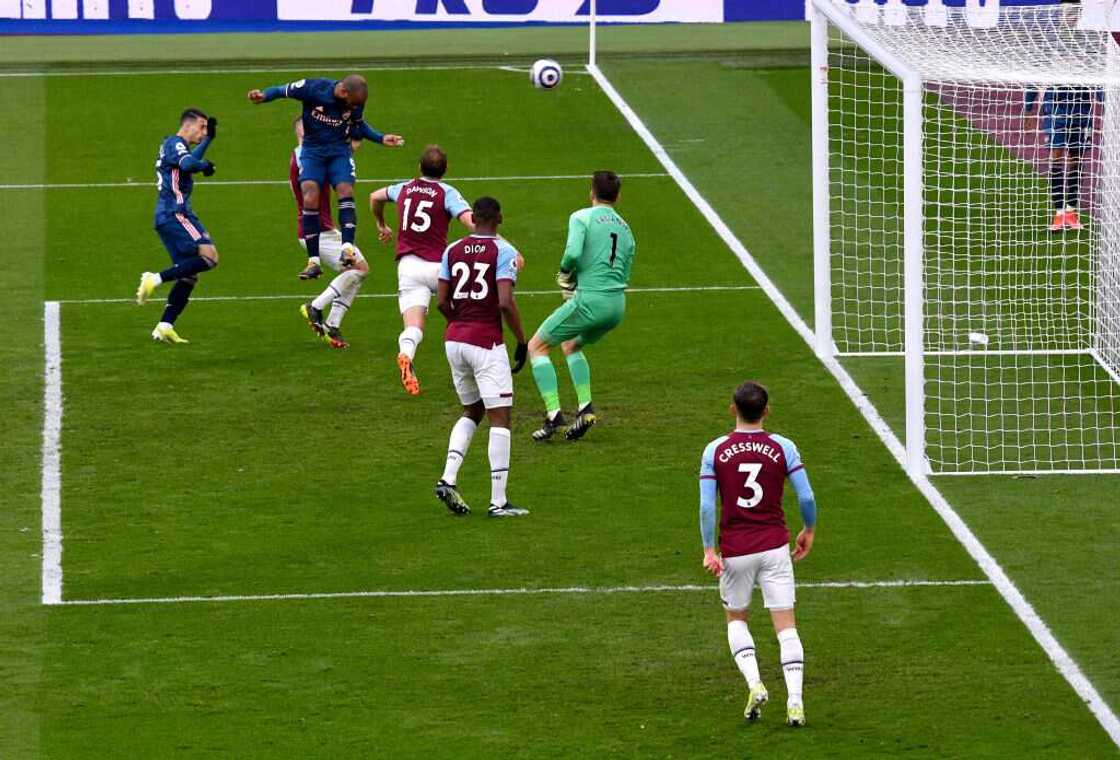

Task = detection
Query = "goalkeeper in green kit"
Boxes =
[528,171,636,442]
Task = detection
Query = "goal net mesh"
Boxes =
[824,1,1120,473]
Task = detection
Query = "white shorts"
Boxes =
[298,228,365,272]
[719,545,796,612]
[398,254,440,314]
[445,341,514,409]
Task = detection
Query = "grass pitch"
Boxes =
[0,26,1117,757]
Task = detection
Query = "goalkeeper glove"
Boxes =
[511,343,528,374]
[206,116,218,139]
[556,269,576,293]
[200,161,216,177]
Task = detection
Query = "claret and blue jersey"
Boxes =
[698,430,817,559]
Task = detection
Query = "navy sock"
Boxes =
[338,197,357,246]
[159,254,214,283]
[303,209,321,258]
[1050,165,1065,210]
[161,279,195,324]
[1065,156,1082,209]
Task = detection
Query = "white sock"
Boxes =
[778,627,804,706]
[309,255,321,266]
[488,426,511,507]
[324,270,366,329]
[153,273,164,286]
[312,280,340,312]
[440,417,477,485]
[398,326,423,360]
[727,620,761,688]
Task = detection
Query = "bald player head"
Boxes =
[337,74,369,107]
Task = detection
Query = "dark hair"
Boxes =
[592,170,621,203]
[420,145,448,179]
[733,381,769,423]
[472,196,501,225]
[180,108,208,125]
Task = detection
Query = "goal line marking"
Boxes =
[56,579,993,607]
[0,172,669,192]
[584,63,1120,746]
[56,284,760,306]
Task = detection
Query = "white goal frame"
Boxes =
[810,0,1120,476]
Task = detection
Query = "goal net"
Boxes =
[813,0,1120,474]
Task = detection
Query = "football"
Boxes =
[531,59,563,89]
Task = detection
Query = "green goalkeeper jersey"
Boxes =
[559,205,636,293]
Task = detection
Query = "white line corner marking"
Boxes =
[582,63,1120,746]
[41,300,63,606]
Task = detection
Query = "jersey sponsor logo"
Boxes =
[309,107,349,128]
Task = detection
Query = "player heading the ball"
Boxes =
[528,171,635,442]
[434,197,530,519]
[136,108,220,345]
[248,74,404,280]
[699,381,818,727]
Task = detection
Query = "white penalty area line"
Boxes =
[0,172,669,192]
[55,285,761,306]
[0,62,540,79]
[41,302,63,606]
[54,579,992,607]
[584,63,1120,746]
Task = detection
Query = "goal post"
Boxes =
[812,0,1120,475]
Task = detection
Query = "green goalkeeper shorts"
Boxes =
[537,290,625,347]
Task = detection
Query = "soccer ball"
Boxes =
[531,59,563,90]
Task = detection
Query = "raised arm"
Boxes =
[248,83,294,104]
[354,120,405,147]
[175,135,215,176]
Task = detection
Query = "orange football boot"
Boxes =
[397,353,420,395]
